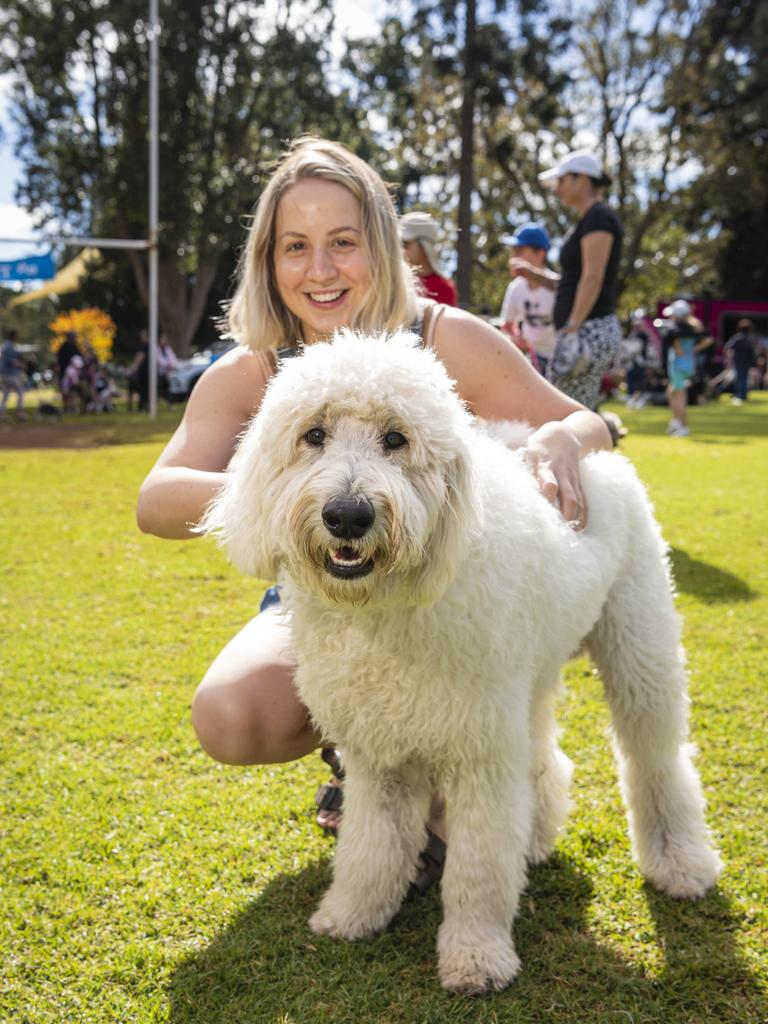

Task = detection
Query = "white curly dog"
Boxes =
[202,330,721,994]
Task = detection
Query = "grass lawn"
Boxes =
[1,393,766,1024]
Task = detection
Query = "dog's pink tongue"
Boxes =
[337,546,357,560]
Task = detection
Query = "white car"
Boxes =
[167,342,235,401]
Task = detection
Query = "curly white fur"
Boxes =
[201,329,721,994]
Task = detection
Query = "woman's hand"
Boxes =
[523,421,587,530]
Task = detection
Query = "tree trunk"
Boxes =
[456,0,477,308]
[125,251,220,356]
[156,262,220,357]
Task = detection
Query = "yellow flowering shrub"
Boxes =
[49,308,116,363]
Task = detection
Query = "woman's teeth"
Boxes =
[309,290,343,303]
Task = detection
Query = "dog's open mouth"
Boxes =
[325,546,375,580]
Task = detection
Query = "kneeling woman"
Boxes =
[136,137,611,872]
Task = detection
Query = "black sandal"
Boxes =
[314,749,446,898]
[406,828,447,900]
[314,747,345,837]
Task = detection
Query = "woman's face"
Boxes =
[554,172,590,209]
[402,238,428,273]
[273,178,371,343]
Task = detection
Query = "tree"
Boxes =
[0,0,364,355]
[343,0,571,310]
[456,0,477,307]
[539,0,703,312]
[665,0,768,299]
[547,0,768,313]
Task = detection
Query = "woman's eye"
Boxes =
[305,427,326,446]
[383,430,407,450]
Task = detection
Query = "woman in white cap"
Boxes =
[662,299,713,436]
[510,150,623,410]
[400,211,458,306]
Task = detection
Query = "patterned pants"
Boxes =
[546,314,622,410]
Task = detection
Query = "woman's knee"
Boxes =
[191,682,261,765]
[191,663,315,766]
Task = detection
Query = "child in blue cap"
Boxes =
[500,224,556,375]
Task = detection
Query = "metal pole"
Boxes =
[148,0,160,419]
[0,236,150,249]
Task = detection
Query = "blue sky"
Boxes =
[0,72,39,258]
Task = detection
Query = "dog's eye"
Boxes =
[383,430,407,450]
[305,427,326,446]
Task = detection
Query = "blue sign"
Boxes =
[0,251,56,282]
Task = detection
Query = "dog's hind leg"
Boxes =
[587,550,722,899]
[309,760,431,940]
[437,747,532,994]
[528,674,573,865]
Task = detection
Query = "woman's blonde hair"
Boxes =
[226,137,419,351]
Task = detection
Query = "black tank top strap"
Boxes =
[419,301,444,350]
[409,313,425,346]
[409,298,445,348]
[274,342,303,367]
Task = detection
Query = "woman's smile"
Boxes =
[306,289,347,307]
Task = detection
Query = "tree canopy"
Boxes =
[1,0,367,354]
[1,0,764,354]
[665,0,768,299]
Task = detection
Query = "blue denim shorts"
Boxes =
[259,585,282,612]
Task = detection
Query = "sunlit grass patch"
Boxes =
[2,394,766,1023]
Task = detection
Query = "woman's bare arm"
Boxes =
[136,347,272,539]
[433,308,611,527]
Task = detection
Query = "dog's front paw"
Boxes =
[642,843,723,900]
[438,930,521,994]
[309,890,394,941]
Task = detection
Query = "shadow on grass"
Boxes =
[166,854,764,1024]
[642,884,764,1021]
[670,546,757,604]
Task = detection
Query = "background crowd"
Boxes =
[1,149,766,428]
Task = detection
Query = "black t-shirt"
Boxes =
[553,202,623,329]
[57,338,80,376]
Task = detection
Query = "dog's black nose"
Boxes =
[322,496,375,539]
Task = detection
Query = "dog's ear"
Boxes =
[196,417,282,581]
[410,439,481,607]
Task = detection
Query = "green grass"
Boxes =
[1,394,766,1023]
